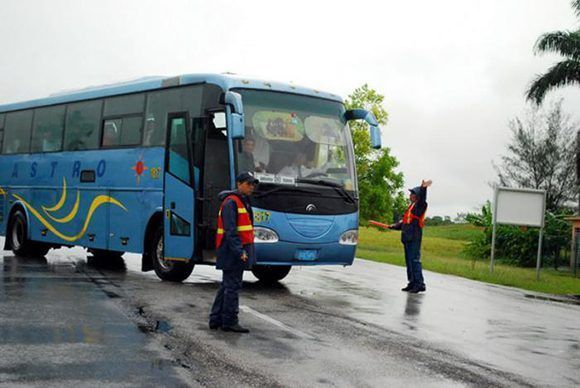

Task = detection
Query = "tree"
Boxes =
[344,85,406,222]
[494,100,577,211]
[526,1,580,104]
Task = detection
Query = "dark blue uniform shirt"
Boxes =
[392,186,428,242]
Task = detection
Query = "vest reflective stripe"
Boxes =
[217,225,253,234]
[403,202,427,228]
[216,195,254,248]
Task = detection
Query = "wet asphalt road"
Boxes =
[1,243,579,387]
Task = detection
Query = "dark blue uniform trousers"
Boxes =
[403,239,425,287]
[209,267,244,327]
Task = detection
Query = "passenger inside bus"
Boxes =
[252,135,269,171]
[237,137,257,173]
[278,152,315,177]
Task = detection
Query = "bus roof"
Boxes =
[0,73,343,113]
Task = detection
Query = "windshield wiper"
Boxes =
[254,185,320,198]
[295,178,356,204]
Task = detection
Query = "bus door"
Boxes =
[196,111,231,262]
[163,113,195,262]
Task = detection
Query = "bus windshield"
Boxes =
[234,89,357,192]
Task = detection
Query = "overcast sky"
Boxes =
[1,0,579,216]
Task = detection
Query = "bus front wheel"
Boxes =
[151,225,194,282]
[251,265,291,283]
[9,210,50,257]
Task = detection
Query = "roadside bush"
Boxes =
[464,202,571,268]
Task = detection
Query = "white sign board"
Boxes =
[494,187,546,228]
[490,187,547,279]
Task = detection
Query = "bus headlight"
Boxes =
[254,227,279,243]
[339,229,358,245]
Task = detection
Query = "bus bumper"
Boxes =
[254,241,356,266]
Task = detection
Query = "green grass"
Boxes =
[358,225,580,295]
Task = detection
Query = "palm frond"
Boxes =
[526,59,580,104]
[573,0,580,17]
[534,31,580,60]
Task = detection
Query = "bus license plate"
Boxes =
[295,250,318,261]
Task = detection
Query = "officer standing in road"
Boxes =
[209,172,258,333]
[388,179,432,293]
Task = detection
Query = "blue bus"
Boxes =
[0,74,381,282]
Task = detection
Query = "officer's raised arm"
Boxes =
[417,179,432,204]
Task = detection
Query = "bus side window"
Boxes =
[64,100,102,151]
[31,105,65,153]
[144,90,176,147]
[168,117,191,184]
[3,110,33,154]
[104,94,145,117]
[102,117,142,148]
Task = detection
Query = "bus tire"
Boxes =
[9,210,49,257]
[151,225,194,282]
[251,265,291,283]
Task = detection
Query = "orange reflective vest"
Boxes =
[216,195,254,249]
[403,202,427,228]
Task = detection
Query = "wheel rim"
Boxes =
[12,218,24,251]
[156,235,173,271]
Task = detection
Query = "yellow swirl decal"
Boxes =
[13,193,127,242]
[44,190,81,224]
[43,177,67,213]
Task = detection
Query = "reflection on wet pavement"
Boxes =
[282,261,580,386]
[0,252,189,386]
[3,241,579,387]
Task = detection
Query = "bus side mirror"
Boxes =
[344,109,382,149]
[370,125,381,149]
[224,91,245,139]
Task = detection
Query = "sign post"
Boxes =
[490,187,546,280]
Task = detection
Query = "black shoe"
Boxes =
[401,284,412,292]
[221,324,250,333]
[209,323,221,330]
[409,285,426,293]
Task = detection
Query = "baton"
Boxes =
[369,220,390,229]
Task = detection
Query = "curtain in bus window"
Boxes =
[3,110,33,154]
[102,119,122,147]
[64,100,102,151]
[31,105,65,152]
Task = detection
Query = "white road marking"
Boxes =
[240,305,316,340]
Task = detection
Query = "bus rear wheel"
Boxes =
[9,210,50,257]
[251,265,291,283]
[151,225,194,282]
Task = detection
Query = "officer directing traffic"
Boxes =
[388,179,432,293]
[209,172,258,333]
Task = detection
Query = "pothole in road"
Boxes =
[136,306,172,334]
[137,320,172,334]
